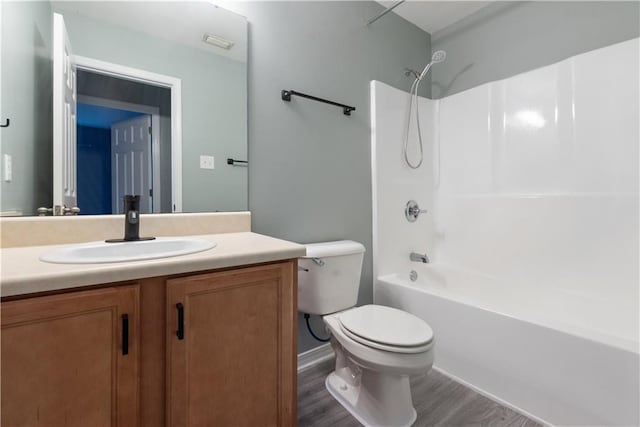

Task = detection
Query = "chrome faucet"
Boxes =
[410,252,430,263]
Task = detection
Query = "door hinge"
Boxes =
[149,188,153,197]
[148,126,152,134]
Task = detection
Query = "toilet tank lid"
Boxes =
[302,240,366,258]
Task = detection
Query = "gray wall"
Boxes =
[431,1,640,98]
[52,8,248,213]
[232,1,430,353]
[0,1,52,215]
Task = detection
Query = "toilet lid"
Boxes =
[338,305,433,348]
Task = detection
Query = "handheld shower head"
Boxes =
[417,50,447,81]
[404,49,447,169]
[431,50,446,63]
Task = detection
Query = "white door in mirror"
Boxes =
[53,13,78,211]
[40,237,216,264]
[53,13,77,215]
[111,115,153,214]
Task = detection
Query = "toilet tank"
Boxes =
[298,240,365,315]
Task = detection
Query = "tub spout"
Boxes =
[410,252,429,263]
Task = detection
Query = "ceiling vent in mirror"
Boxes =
[202,33,234,50]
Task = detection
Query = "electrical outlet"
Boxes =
[199,155,214,170]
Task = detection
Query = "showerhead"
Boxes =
[417,50,446,81]
[431,50,446,64]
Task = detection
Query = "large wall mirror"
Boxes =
[0,1,247,216]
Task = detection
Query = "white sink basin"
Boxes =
[40,237,217,264]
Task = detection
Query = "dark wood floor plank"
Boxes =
[298,359,543,427]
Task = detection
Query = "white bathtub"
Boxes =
[375,265,639,426]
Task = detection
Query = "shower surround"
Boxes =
[371,38,639,425]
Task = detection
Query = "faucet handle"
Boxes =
[405,200,427,222]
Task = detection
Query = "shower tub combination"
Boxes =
[376,265,639,426]
[371,38,639,426]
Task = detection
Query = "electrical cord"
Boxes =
[304,313,331,342]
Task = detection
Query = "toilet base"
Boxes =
[325,369,417,427]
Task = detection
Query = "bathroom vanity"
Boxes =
[0,213,305,427]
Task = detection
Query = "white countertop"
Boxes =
[0,232,305,297]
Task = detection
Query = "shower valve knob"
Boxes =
[405,200,427,222]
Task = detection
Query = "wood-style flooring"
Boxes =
[297,359,543,427]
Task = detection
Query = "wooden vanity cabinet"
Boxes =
[166,262,297,427]
[1,285,140,427]
[1,260,297,427]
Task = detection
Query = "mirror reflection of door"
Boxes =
[76,102,155,215]
[111,115,152,214]
[52,12,77,213]
[53,13,173,216]
[74,71,171,215]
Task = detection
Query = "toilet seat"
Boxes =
[337,305,433,354]
[338,323,433,354]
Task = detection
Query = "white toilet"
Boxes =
[299,240,434,427]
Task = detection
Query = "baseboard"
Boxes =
[297,343,334,373]
[432,366,552,426]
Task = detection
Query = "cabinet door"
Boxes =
[1,285,139,427]
[167,262,296,427]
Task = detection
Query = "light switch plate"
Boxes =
[3,154,12,182]
[199,155,214,170]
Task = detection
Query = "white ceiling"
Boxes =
[376,1,492,35]
[52,1,247,63]
[52,1,490,62]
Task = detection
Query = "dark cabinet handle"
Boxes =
[176,303,184,340]
[122,314,129,355]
